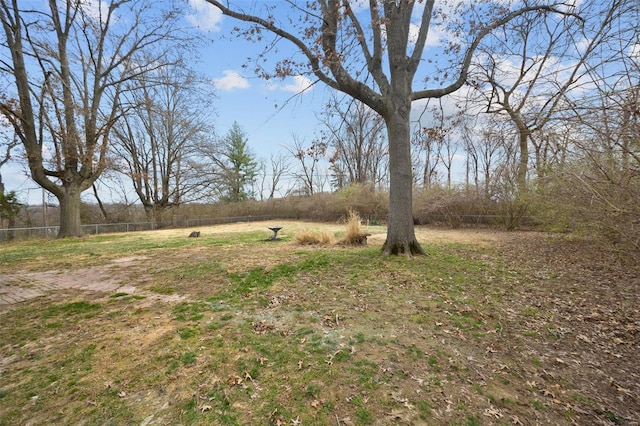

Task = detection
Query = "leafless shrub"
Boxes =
[413,187,498,228]
[538,164,640,260]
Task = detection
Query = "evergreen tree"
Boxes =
[221,122,258,202]
[0,190,21,240]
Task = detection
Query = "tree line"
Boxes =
[1,0,638,255]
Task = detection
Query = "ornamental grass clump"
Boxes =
[340,210,369,245]
[295,230,335,245]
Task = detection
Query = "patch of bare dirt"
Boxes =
[0,256,183,315]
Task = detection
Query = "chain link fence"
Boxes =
[0,213,538,242]
[0,214,299,242]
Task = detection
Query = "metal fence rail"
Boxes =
[0,214,298,242]
[0,213,538,242]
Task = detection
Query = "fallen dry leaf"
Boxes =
[483,405,504,419]
[227,375,243,386]
[252,321,276,334]
[541,389,555,398]
[386,408,413,422]
[577,334,592,343]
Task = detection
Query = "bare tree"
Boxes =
[266,153,291,199]
[0,113,20,236]
[412,125,443,189]
[439,133,458,190]
[320,96,387,190]
[286,136,327,196]
[460,114,480,193]
[413,101,463,190]
[555,15,640,252]
[111,64,213,224]
[204,0,575,255]
[257,153,293,200]
[479,120,512,197]
[467,0,629,192]
[0,0,185,237]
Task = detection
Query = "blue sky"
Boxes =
[0,0,537,202]
[175,1,345,197]
[1,1,490,203]
[196,22,325,159]
[2,0,334,204]
[4,0,635,205]
[3,0,452,203]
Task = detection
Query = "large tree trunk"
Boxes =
[380,3,427,258]
[57,183,83,237]
[507,110,530,194]
[517,128,529,193]
[382,112,426,257]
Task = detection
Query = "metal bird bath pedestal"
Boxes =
[267,226,283,241]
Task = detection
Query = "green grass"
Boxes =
[0,230,267,273]
[42,300,102,318]
[0,223,611,425]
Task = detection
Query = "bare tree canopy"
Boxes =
[320,96,388,190]
[111,64,215,223]
[466,0,634,191]
[203,0,579,256]
[0,0,188,237]
[0,116,17,194]
[285,135,327,196]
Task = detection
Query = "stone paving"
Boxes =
[0,258,183,313]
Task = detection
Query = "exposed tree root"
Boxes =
[382,239,427,257]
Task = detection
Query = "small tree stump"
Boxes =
[354,233,371,245]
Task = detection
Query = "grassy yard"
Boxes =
[0,221,637,425]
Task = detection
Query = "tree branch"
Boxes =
[408,0,435,75]
[205,0,385,113]
[412,5,583,101]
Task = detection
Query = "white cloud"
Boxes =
[630,42,640,59]
[186,0,223,32]
[80,0,114,25]
[408,23,420,44]
[556,0,583,14]
[347,0,369,14]
[409,23,446,47]
[212,70,250,90]
[280,75,314,94]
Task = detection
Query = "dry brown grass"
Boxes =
[339,210,366,245]
[295,212,371,246]
[294,229,335,245]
